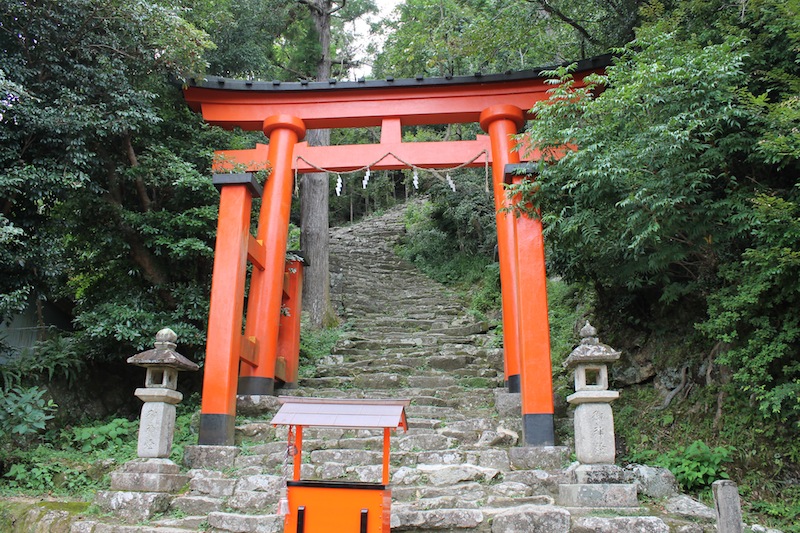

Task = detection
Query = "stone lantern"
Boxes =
[564,321,620,464]
[558,322,638,508]
[127,327,199,459]
[95,328,200,522]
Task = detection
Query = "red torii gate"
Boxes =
[182,55,610,447]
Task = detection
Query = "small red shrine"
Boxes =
[271,397,410,533]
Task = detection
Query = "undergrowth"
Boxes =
[616,381,800,531]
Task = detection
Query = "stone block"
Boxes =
[508,446,570,470]
[626,464,678,499]
[137,402,176,458]
[309,449,382,465]
[415,450,465,465]
[227,490,278,511]
[391,508,484,530]
[354,464,383,483]
[490,481,532,498]
[190,475,236,497]
[490,505,570,533]
[171,495,224,515]
[504,469,562,496]
[392,466,424,485]
[109,471,188,492]
[207,512,284,533]
[316,462,347,479]
[236,394,281,416]
[476,428,518,447]
[397,433,455,451]
[494,390,522,417]
[713,480,744,533]
[109,459,188,492]
[417,464,500,486]
[355,372,403,388]
[235,474,283,492]
[557,483,638,507]
[573,403,616,464]
[664,494,717,522]
[407,375,457,388]
[573,464,628,484]
[94,490,172,522]
[571,516,669,532]
[428,355,470,370]
[468,449,510,470]
[183,445,239,469]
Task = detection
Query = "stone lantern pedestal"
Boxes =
[95,328,199,522]
[558,322,638,508]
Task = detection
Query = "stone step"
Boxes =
[206,512,283,533]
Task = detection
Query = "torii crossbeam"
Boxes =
[183,55,611,447]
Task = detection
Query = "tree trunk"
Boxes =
[301,130,333,328]
[298,0,338,328]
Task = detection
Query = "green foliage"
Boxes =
[1,334,85,389]
[299,322,345,377]
[62,418,137,454]
[509,3,800,425]
[373,0,636,78]
[700,195,800,421]
[647,440,736,492]
[0,387,56,449]
[1,445,100,496]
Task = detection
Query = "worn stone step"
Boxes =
[206,512,283,533]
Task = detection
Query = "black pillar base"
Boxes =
[522,413,555,446]
[237,376,275,395]
[198,414,236,446]
[507,374,521,393]
[277,381,298,390]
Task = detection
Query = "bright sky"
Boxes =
[348,0,403,79]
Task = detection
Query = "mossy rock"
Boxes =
[0,499,90,533]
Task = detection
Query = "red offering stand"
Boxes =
[271,397,410,533]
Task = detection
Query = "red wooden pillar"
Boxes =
[199,173,263,445]
[238,115,306,395]
[479,105,525,393]
[506,165,555,446]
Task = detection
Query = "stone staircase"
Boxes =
[75,201,722,533]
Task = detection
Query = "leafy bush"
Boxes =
[62,418,137,454]
[651,440,736,492]
[0,386,56,449]
[700,195,800,422]
[299,322,345,377]
[1,333,85,389]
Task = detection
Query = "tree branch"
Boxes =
[526,0,601,46]
[124,134,152,212]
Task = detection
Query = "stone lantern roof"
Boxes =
[563,322,621,369]
[127,328,199,372]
